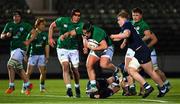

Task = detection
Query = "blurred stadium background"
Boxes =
[0,0,180,79]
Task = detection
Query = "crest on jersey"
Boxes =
[9,27,13,31]
[20,27,24,31]
[64,24,68,28]
[43,36,46,40]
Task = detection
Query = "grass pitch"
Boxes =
[0,78,179,104]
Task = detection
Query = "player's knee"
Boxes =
[99,61,108,69]
[72,63,79,69]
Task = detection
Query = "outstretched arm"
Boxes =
[48,21,56,47]
[60,29,77,41]
[110,29,131,40]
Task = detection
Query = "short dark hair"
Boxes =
[13,10,22,17]
[71,8,81,16]
[132,7,143,14]
[83,21,93,32]
[117,10,129,19]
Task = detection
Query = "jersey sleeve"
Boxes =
[142,22,150,32]
[45,32,49,45]
[2,23,10,33]
[55,17,63,27]
[75,23,83,35]
[123,22,132,31]
[26,23,33,32]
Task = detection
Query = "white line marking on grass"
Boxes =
[142,99,168,103]
[32,94,86,98]
[33,95,68,98]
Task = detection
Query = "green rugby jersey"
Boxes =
[131,19,155,51]
[76,25,112,46]
[2,21,32,51]
[55,17,83,49]
[27,31,48,55]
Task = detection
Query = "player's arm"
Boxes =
[60,29,77,41]
[45,45,50,63]
[48,21,57,47]
[82,35,89,54]
[142,30,158,48]
[24,29,37,46]
[1,23,13,39]
[110,29,130,41]
[89,39,108,51]
[120,39,127,49]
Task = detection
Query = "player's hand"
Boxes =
[45,57,49,63]
[83,47,88,54]
[120,42,126,49]
[110,34,117,41]
[60,35,65,41]
[23,40,31,46]
[49,38,56,47]
[0,34,6,39]
[6,32,12,37]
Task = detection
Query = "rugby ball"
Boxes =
[87,39,99,49]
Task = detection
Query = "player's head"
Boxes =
[132,7,143,22]
[82,21,93,38]
[117,10,129,27]
[71,8,81,23]
[13,10,22,23]
[35,18,46,31]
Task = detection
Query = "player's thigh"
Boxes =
[28,55,38,66]
[37,55,46,66]
[69,50,79,68]
[57,48,69,63]
[86,54,99,67]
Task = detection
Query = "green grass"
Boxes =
[0,78,179,104]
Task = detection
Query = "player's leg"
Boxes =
[69,50,81,98]
[86,50,99,92]
[21,55,36,93]
[38,55,47,92]
[5,62,15,94]
[38,66,46,92]
[57,48,72,97]
[100,46,121,83]
[151,50,171,89]
[141,61,168,97]
[5,49,19,94]
[16,68,33,95]
[127,57,154,98]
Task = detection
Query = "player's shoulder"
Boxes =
[20,21,32,27]
[59,17,70,21]
[94,26,106,33]
[140,19,149,27]
[5,21,14,26]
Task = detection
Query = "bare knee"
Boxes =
[100,61,108,69]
